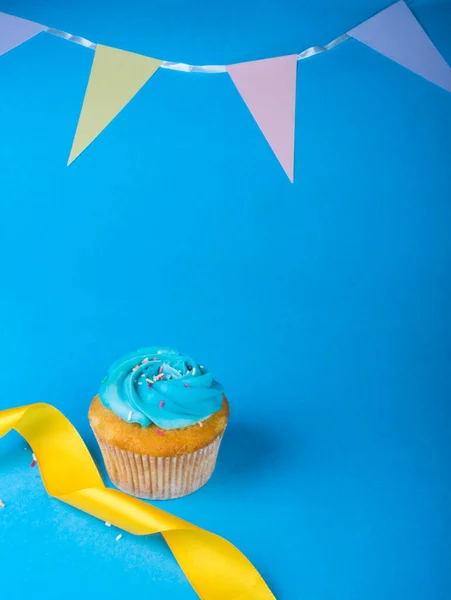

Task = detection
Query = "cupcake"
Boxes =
[89,347,229,500]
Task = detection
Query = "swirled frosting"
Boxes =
[98,347,224,430]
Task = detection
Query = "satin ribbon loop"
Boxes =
[0,403,275,600]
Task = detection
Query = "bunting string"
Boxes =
[43,25,350,72]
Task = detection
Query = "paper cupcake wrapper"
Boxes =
[94,434,223,500]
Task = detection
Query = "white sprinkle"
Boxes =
[138,381,142,385]
[157,350,164,354]
[116,534,123,541]
[192,368,196,375]
[199,365,204,369]
[32,453,37,462]
[127,411,132,421]
[105,522,111,527]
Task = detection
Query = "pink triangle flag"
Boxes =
[227,54,298,182]
[348,0,451,93]
[0,12,45,57]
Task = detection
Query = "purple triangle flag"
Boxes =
[348,0,451,93]
[227,54,298,182]
[0,12,45,57]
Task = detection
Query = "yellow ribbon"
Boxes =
[0,403,276,599]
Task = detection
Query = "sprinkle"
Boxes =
[184,383,190,388]
[199,422,203,428]
[105,522,111,527]
[159,401,165,408]
[158,366,163,374]
[101,376,108,383]
[0,499,5,508]
[153,357,158,361]
[127,411,132,421]
[142,357,149,364]
[187,365,193,371]
[116,534,123,541]
[146,378,152,383]
[132,364,139,372]
[192,368,196,375]
[148,384,152,388]
[138,381,142,385]
[30,460,37,468]
[32,453,37,461]
[156,429,164,435]
[199,365,204,369]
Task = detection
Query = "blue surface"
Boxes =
[1,0,451,598]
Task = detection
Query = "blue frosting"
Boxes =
[98,347,224,430]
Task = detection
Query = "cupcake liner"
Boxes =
[94,433,224,500]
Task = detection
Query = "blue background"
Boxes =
[1,0,451,598]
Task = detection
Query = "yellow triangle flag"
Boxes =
[68,45,162,165]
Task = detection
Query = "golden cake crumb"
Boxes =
[88,395,229,456]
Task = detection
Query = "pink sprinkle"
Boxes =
[159,401,165,408]
[156,429,164,435]
[30,460,37,468]
[148,384,152,388]
[153,357,158,361]
[184,383,190,388]
[142,357,149,363]
[158,366,163,374]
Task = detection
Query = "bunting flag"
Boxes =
[68,45,162,165]
[0,12,45,57]
[227,55,298,182]
[348,0,451,93]
[1,5,451,175]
